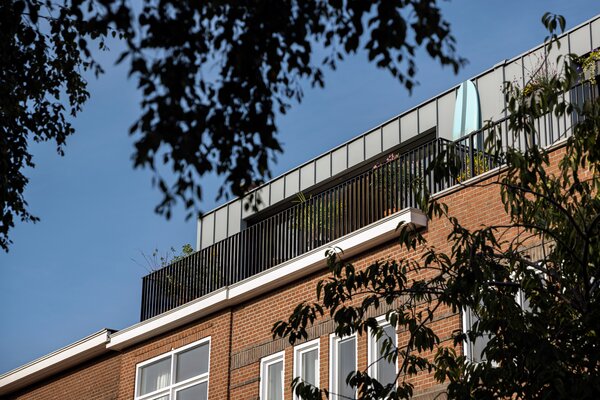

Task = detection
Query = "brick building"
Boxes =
[1,15,599,400]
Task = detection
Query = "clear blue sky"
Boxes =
[1,1,598,374]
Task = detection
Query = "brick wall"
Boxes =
[8,352,122,400]
[227,238,461,400]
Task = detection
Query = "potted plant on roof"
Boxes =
[523,64,557,108]
[371,152,425,213]
[456,150,491,183]
[577,47,600,84]
[371,153,399,215]
[512,53,561,112]
[292,191,343,252]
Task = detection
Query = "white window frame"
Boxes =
[367,316,398,388]
[462,307,482,362]
[134,337,211,400]
[293,339,320,400]
[260,351,285,400]
[329,333,357,400]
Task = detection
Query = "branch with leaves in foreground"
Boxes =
[2,0,465,252]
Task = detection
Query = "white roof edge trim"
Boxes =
[0,329,112,395]
[109,207,427,350]
[198,13,600,219]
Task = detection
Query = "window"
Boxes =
[464,283,534,362]
[135,338,210,400]
[368,317,397,388]
[329,334,357,400]
[260,351,285,400]
[293,339,320,399]
[463,307,488,363]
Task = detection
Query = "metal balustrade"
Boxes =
[140,80,595,320]
[140,138,453,320]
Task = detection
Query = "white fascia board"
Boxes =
[108,207,427,351]
[108,288,228,350]
[0,329,112,395]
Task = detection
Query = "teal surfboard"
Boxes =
[452,80,481,140]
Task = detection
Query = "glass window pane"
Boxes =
[471,334,487,363]
[176,343,209,382]
[139,357,171,395]
[338,338,356,400]
[466,308,489,362]
[300,348,318,387]
[177,382,208,400]
[376,325,397,386]
[267,360,283,400]
[519,290,532,313]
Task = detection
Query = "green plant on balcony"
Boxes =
[372,153,400,213]
[292,191,343,247]
[141,244,200,308]
[519,54,558,107]
[577,48,600,84]
[372,152,424,212]
[456,151,491,183]
[161,244,225,305]
[142,243,194,272]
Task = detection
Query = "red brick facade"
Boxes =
[7,150,548,400]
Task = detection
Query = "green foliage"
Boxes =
[119,0,464,220]
[456,152,491,183]
[140,244,202,305]
[273,15,600,399]
[372,153,402,211]
[292,192,344,242]
[371,152,425,211]
[515,52,559,111]
[0,0,119,251]
[578,48,600,84]
[172,243,195,263]
[141,243,195,271]
[2,0,466,252]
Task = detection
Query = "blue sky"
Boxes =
[1,2,598,374]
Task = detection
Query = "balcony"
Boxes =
[140,75,596,321]
[140,134,494,320]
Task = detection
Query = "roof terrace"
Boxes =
[140,16,599,320]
